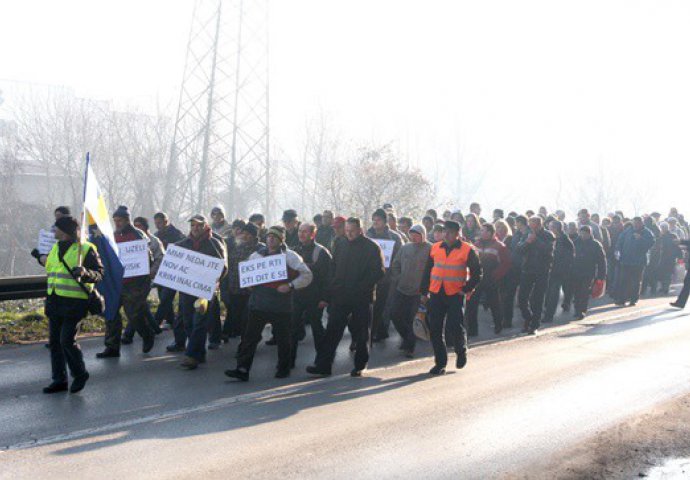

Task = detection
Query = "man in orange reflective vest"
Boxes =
[421,220,482,375]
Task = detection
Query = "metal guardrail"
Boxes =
[0,275,47,301]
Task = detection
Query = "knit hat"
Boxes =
[409,224,426,238]
[241,222,259,238]
[282,209,298,222]
[267,225,286,242]
[54,216,79,238]
[113,205,130,219]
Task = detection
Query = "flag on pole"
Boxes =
[80,153,124,321]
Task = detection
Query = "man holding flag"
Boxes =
[97,206,155,358]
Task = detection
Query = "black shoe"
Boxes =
[43,382,68,394]
[70,372,89,393]
[429,365,446,376]
[306,365,331,377]
[614,302,626,307]
[96,348,120,359]
[350,368,364,377]
[275,369,290,379]
[349,340,357,352]
[142,336,155,354]
[121,337,133,345]
[166,343,185,352]
[153,325,163,335]
[528,328,538,335]
[629,302,637,307]
[456,350,467,369]
[403,349,415,359]
[670,302,685,309]
[574,313,585,321]
[224,368,249,382]
[266,337,277,346]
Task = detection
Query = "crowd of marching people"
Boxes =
[33,202,690,394]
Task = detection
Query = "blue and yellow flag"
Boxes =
[80,154,124,321]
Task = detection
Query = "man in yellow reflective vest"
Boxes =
[421,220,482,375]
[43,215,104,394]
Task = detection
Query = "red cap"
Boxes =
[333,216,347,226]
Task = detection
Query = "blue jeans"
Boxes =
[428,293,467,368]
[180,292,219,361]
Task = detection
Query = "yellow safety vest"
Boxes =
[46,242,97,299]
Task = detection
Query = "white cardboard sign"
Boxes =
[153,245,225,300]
[239,254,288,288]
[372,239,395,268]
[38,229,57,255]
[118,240,150,278]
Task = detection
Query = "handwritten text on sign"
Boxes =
[239,254,287,288]
[153,245,224,300]
[38,229,57,255]
[118,240,150,278]
[372,239,395,268]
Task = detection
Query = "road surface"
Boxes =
[1,293,689,479]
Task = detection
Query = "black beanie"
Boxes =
[54,216,79,238]
[113,205,130,219]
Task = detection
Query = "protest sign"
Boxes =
[38,229,57,255]
[372,239,395,268]
[153,245,225,300]
[118,240,150,278]
[239,254,288,288]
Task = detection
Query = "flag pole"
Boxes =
[78,152,90,267]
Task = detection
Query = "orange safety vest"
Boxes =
[429,241,472,295]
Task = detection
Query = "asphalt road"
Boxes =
[1,292,689,479]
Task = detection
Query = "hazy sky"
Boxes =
[2,0,689,215]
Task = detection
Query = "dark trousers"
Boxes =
[573,276,594,315]
[428,293,467,368]
[466,283,502,335]
[390,290,421,351]
[180,292,219,361]
[373,279,393,339]
[501,269,521,327]
[154,286,179,327]
[543,274,566,322]
[47,299,87,383]
[207,296,222,345]
[562,277,574,309]
[222,293,250,338]
[105,282,153,350]
[237,310,292,373]
[316,301,372,371]
[291,296,325,367]
[123,302,158,340]
[617,264,645,304]
[518,272,549,330]
[674,270,690,307]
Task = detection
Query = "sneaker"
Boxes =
[180,356,199,370]
[429,365,446,376]
[456,350,467,369]
[96,348,120,359]
[42,382,68,394]
[225,368,249,382]
[275,369,290,379]
[350,368,364,377]
[70,372,89,394]
[142,335,155,354]
[207,342,220,350]
[306,365,331,377]
[121,337,134,345]
[166,343,185,353]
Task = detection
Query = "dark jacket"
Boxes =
[293,241,332,303]
[285,224,300,250]
[115,223,153,285]
[155,224,186,249]
[314,226,335,251]
[616,227,655,267]
[227,239,264,295]
[551,233,575,278]
[657,233,683,274]
[509,231,526,272]
[573,237,607,280]
[248,245,312,313]
[176,231,227,281]
[366,225,403,276]
[516,228,555,275]
[327,234,385,305]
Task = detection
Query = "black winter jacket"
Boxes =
[573,237,607,280]
[326,235,385,305]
